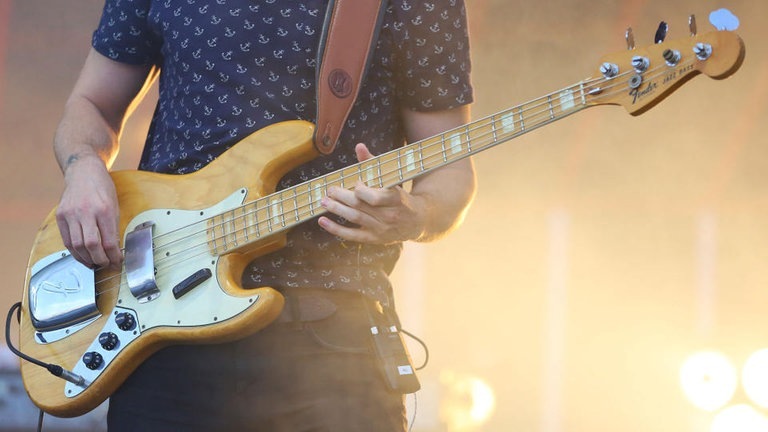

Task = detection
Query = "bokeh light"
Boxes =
[439,370,496,431]
[710,404,768,432]
[680,351,738,411]
[743,349,768,408]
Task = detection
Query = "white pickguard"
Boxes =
[66,188,261,397]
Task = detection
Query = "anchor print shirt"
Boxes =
[92,0,473,303]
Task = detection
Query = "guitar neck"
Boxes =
[207,79,596,254]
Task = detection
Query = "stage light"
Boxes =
[710,404,768,432]
[439,370,496,431]
[743,349,768,408]
[680,351,737,411]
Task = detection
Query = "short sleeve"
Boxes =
[390,0,473,111]
[91,0,161,65]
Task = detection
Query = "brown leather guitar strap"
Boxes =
[314,0,387,155]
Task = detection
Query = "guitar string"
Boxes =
[151,73,608,250]
[137,73,608,255]
[88,55,695,295]
[87,55,700,297]
[88,56,689,297]
[159,55,691,252]
[87,73,605,292]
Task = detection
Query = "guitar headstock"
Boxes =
[585,23,745,115]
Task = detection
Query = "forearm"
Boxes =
[54,48,157,176]
[410,158,476,242]
[403,105,477,242]
[54,95,120,176]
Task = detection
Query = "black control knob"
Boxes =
[99,332,119,351]
[115,312,136,331]
[82,351,104,370]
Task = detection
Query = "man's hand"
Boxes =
[55,154,122,269]
[318,143,428,244]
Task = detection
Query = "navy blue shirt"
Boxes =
[92,0,473,303]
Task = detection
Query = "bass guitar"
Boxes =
[18,22,744,417]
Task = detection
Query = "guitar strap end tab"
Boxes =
[314,0,386,155]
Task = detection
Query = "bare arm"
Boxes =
[318,105,477,244]
[54,48,157,268]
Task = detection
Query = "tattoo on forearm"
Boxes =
[65,154,80,167]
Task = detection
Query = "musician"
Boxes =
[52,0,475,430]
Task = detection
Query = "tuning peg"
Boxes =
[654,21,668,44]
[688,14,697,36]
[625,27,635,50]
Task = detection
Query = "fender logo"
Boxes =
[41,280,81,297]
[629,81,658,104]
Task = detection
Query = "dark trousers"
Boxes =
[107,289,406,431]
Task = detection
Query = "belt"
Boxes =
[275,288,346,323]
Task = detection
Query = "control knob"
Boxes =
[115,312,136,331]
[99,332,119,351]
[82,351,104,370]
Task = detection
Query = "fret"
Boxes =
[465,119,487,154]
[491,114,499,142]
[220,214,229,252]
[578,82,586,106]
[518,107,525,131]
[464,125,472,153]
[396,148,404,180]
[265,197,274,233]
[439,133,448,162]
[228,210,238,247]
[547,95,555,119]
[251,202,261,238]
[376,158,383,188]
[276,194,287,227]
[241,205,249,243]
[292,187,300,222]
[207,217,220,255]
[417,142,426,171]
[339,168,346,189]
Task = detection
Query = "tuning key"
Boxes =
[654,21,668,44]
[688,14,697,36]
[600,62,619,79]
[663,48,682,66]
[693,43,712,60]
[625,27,635,50]
[632,56,649,73]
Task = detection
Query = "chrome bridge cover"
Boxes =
[28,251,99,333]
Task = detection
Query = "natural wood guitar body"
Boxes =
[20,120,318,417]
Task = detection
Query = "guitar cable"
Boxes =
[4,301,88,432]
[5,302,87,385]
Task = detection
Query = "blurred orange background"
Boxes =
[1,1,767,430]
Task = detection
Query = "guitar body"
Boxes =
[19,120,318,417]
